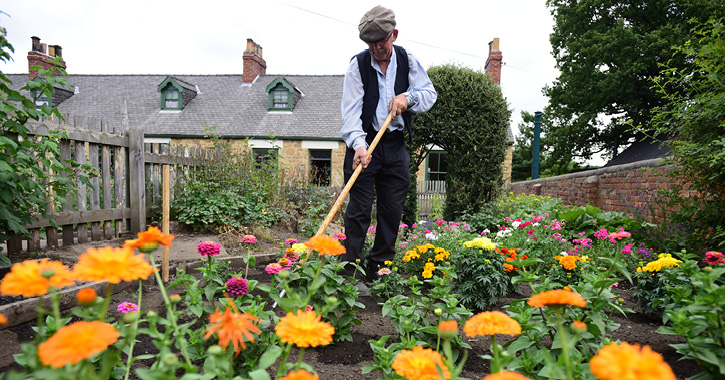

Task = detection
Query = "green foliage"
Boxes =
[633,251,700,317]
[543,0,723,167]
[657,265,725,378]
[413,63,511,220]
[647,17,725,251]
[453,248,514,310]
[0,26,93,251]
[172,134,286,232]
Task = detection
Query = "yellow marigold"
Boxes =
[464,311,521,337]
[1,259,75,297]
[303,235,345,256]
[275,309,334,347]
[557,256,579,270]
[73,246,155,284]
[590,342,675,380]
[403,250,421,262]
[0,313,7,326]
[124,226,174,253]
[392,346,451,380]
[291,243,307,254]
[528,289,587,308]
[462,237,497,250]
[484,371,532,380]
[280,369,319,380]
[76,287,97,305]
[204,302,261,356]
[639,254,682,273]
[38,321,119,368]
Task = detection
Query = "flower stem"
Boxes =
[556,310,574,380]
[490,335,500,374]
[123,281,143,380]
[245,247,251,278]
[275,343,292,379]
[100,283,114,320]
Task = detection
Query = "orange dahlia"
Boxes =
[463,311,521,337]
[76,287,97,305]
[280,369,319,380]
[392,346,451,380]
[302,235,346,256]
[204,303,260,356]
[484,371,532,380]
[73,246,155,284]
[275,309,334,347]
[528,289,587,308]
[590,342,675,380]
[0,259,75,297]
[124,226,174,253]
[38,321,119,368]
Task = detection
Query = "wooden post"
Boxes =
[162,165,170,282]
[101,121,113,238]
[128,129,146,233]
[74,116,88,243]
[89,118,102,241]
[60,138,74,246]
[113,125,125,237]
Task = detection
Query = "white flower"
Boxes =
[511,221,521,228]
[425,232,438,240]
[482,229,490,234]
[560,252,568,256]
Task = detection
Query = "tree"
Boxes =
[0,22,91,257]
[647,17,725,251]
[543,0,723,167]
[412,64,511,220]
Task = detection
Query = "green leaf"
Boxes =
[257,345,282,369]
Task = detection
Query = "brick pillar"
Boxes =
[485,38,502,85]
[243,38,267,83]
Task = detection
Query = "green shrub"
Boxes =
[453,247,513,311]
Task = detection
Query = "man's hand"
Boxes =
[389,94,408,116]
[353,146,370,170]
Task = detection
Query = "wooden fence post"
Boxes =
[162,165,170,282]
[128,129,146,233]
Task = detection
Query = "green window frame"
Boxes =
[309,149,332,186]
[426,150,448,183]
[160,83,181,110]
[253,148,279,169]
[265,77,295,111]
[30,88,51,108]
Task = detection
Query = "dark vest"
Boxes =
[355,45,412,144]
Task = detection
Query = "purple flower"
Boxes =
[197,241,221,257]
[117,302,139,314]
[226,277,249,297]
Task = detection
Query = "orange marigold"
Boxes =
[528,289,587,308]
[73,246,155,284]
[38,321,119,368]
[124,226,174,253]
[392,346,451,380]
[280,369,320,380]
[204,302,260,356]
[484,371,532,380]
[463,311,521,337]
[0,313,7,326]
[275,309,334,347]
[437,320,458,339]
[302,235,346,256]
[590,342,675,380]
[76,287,97,305]
[557,256,580,270]
[0,259,75,297]
[572,320,587,333]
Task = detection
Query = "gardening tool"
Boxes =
[271,111,395,309]
[302,110,395,262]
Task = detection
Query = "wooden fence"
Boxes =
[417,180,446,217]
[3,117,210,255]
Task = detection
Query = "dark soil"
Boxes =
[0,225,704,379]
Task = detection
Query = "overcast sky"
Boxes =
[1,0,561,143]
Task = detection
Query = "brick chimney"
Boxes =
[485,38,502,85]
[243,38,266,83]
[28,36,66,80]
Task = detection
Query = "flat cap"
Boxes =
[358,6,396,43]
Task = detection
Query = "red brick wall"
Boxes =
[27,51,66,80]
[243,39,266,83]
[508,159,684,223]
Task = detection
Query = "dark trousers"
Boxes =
[342,130,410,270]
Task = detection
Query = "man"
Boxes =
[340,5,437,288]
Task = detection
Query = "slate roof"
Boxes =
[6,73,345,140]
[603,135,671,167]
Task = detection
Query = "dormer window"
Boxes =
[157,76,197,111]
[265,77,300,112]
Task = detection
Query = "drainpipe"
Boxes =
[532,111,542,180]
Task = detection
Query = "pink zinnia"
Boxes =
[608,229,631,241]
[278,258,293,270]
[704,251,725,266]
[197,241,221,257]
[117,302,139,314]
[283,250,300,263]
[226,277,249,297]
[265,263,283,274]
[378,268,392,276]
[242,235,257,243]
[334,232,346,240]
[285,238,298,245]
